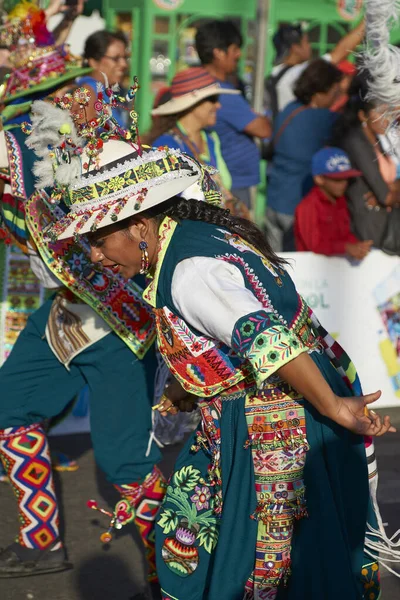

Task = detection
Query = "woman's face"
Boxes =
[89,40,128,86]
[190,96,221,129]
[88,218,157,279]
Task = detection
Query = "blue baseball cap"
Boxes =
[312,147,362,179]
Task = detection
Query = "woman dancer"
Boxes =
[27,97,396,600]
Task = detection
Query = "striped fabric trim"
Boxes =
[171,68,217,97]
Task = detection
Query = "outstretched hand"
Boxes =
[333,391,396,436]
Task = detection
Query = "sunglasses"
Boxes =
[207,95,220,104]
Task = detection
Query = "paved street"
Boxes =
[1,412,400,600]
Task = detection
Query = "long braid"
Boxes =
[160,198,287,268]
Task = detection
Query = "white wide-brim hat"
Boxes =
[151,83,239,116]
[47,140,202,241]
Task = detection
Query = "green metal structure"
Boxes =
[100,0,371,129]
[102,0,257,130]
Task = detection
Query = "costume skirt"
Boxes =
[156,351,379,600]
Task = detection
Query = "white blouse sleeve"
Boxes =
[27,243,61,289]
[171,256,265,347]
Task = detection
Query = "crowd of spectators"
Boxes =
[142,17,400,260]
[2,13,399,260]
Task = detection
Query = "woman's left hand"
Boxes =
[333,391,396,436]
[155,394,197,417]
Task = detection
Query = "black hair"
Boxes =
[273,23,304,60]
[293,59,342,105]
[195,20,243,65]
[332,70,377,144]
[83,30,127,62]
[156,198,287,268]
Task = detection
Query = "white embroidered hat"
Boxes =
[25,99,204,240]
[46,140,201,240]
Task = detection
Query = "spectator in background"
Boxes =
[265,20,365,120]
[195,20,271,208]
[295,147,372,259]
[330,60,357,112]
[266,59,342,252]
[75,30,129,126]
[143,67,250,219]
[143,67,236,194]
[333,72,400,255]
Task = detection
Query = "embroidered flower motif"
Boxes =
[267,349,279,363]
[73,87,91,106]
[190,486,211,511]
[70,252,85,272]
[240,321,255,336]
[255,335,267,349]
[192,341,203,352]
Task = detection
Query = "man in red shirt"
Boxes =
[294,146,373,259]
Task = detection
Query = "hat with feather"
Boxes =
[25,77,222,241]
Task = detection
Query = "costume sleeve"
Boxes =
[172,257,307,386]
[27,243,61,289]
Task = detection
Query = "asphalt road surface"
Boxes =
[1,411,400,600]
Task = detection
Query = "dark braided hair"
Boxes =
[155,197,287,268]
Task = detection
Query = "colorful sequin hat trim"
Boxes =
[48,143,201,240]
[0,1,87,104]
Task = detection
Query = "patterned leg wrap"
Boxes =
[115,465,167,582]
[0,424,61,550]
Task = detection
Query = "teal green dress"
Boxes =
[143,218,380,600]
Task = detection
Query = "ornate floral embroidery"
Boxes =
[149,220,324,595]
[231,311,307,388]
[158,465,219,577]
[154,308,251,397]
[25,191,155,358]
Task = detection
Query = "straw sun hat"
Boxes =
[151,67,239,116]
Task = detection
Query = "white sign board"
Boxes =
[52,249,400,436]
[281,250,400,408]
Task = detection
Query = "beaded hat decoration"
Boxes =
[0,1,89,104]
[25,78,209,240]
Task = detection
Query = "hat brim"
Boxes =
[1,99,33,124]
[50,172,200,240]
[151,84,240,116]
[321,169,362,179]
[3,67,92,104]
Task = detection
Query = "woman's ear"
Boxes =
[127,217,153,241]
[87,57,98,71]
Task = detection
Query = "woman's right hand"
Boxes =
[330,391,396,436]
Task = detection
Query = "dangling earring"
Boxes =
[362,121,368,128]
[139,241,149,274]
